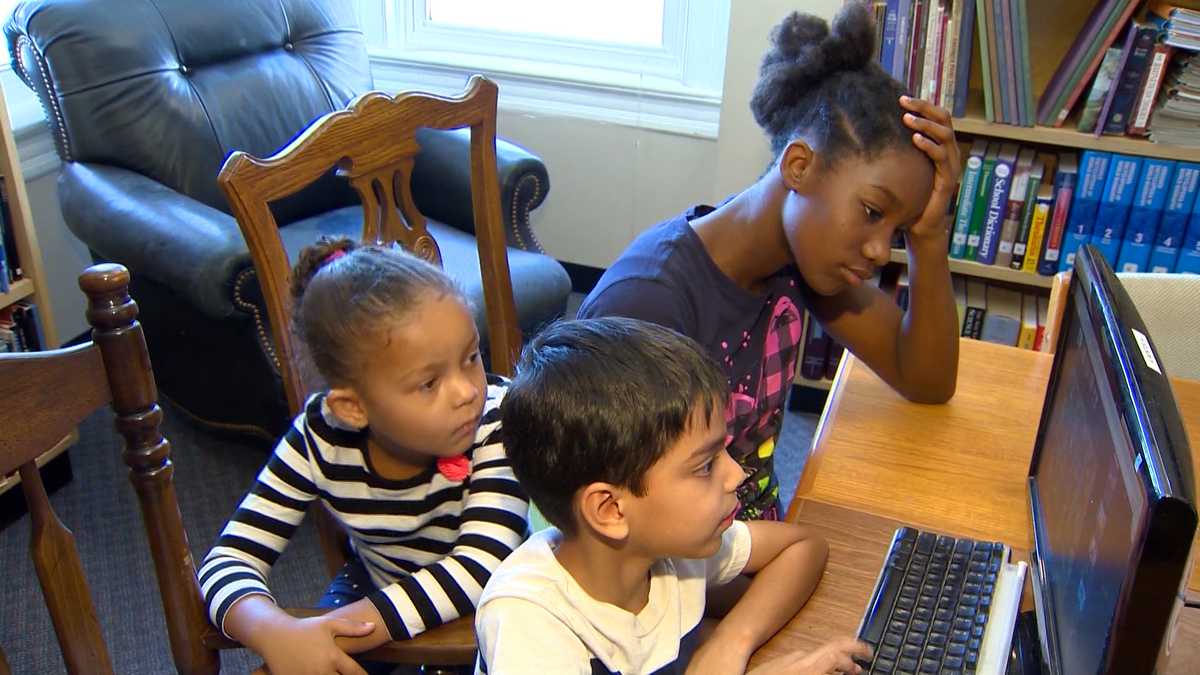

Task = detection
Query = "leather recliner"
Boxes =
[5,0,570,439]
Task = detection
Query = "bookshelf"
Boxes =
[0,79,65,499]
[888,248,1054,289]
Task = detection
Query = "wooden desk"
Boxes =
[753,338,1200,671]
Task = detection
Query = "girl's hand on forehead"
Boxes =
[898,96,961,246]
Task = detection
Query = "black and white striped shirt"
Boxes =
[199,376,528,641]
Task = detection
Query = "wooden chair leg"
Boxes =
[0,643,10,675]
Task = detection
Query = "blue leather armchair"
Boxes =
[6,0,570,438]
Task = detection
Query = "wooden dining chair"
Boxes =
[0,264,220,675]
[215,75,521,667]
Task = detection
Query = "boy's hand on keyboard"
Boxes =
[746,637,872,675]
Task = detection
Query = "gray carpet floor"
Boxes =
[1,292,819,673]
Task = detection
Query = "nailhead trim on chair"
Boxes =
[232,267,282,374]
[16,35,72,162]
[510,173,544,253]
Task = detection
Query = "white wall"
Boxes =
[714,0,843,199]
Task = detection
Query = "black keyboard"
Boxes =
[856,527,1006,674]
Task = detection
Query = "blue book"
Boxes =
[1117,159,1173,272]
[1090,154,1142,265]
[881,0,901,72]
[1177,198,1200,274]
[977,143,1019,265]
[893,0,915,81]
[1150,162,1200,272]
[1060,150,1112,271]
[953,0,978,117]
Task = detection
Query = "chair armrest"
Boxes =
[58,162,251,320]
[411,128,550,252]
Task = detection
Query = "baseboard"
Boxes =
[560,261,606,295]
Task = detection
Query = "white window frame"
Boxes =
[360,0,730,138]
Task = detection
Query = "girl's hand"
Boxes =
[747,637,872,674]
[251,615,376,675]
[900,96,962,246]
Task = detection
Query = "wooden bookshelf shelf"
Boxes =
[0,277,34,309]
[889,249,1054,290]
[954,98,1200,163]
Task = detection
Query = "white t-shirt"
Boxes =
[475,521,752,674]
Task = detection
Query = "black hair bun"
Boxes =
[750,3,877,139]
[291,236,358,302]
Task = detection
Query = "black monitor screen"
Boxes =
[1031,286,1148,674]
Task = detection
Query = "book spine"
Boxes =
[882,0,901,70]
[996,155,1033,268]
[984,0,1003,122]
[1176,211,1200,274]
[976,0,995,121]
[800,315,832,381]
[1039,169,1078,275]
[1036,0,1121,125]
[1059,151,1111,271]
[953,0,977,117]
[1011,169,1044,269]
[977,152,1015,264]
[1129,42,1173,136]
[1014,0,1034,126]
[1089,155,1143,266]
[895,0,915,81]
[951,147,985,258]
[1150,162,1200,272]
[966,153,998,259]
[1117,159,1173,272]
[908,0,928,91]
[1104,24,1156,135]
[921,0,942,99]
[1021,188,1054,273]
[1000,0,1020,125]
[993,0,1012,123]
[1048,0,1137,127]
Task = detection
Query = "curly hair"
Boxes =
[750,2,913,164]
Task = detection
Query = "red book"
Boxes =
[1128,42,1174,136]
[1051,0,1142,127]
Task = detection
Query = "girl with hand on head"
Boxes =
[201,238,528,675]
[579,3,961,523]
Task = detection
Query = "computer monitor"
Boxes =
[1027,245,1197,674]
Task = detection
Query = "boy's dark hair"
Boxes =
[750,2,913,163]
[290,237,463,387]
[501,318,729,536]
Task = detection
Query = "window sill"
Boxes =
[368,51,722,139]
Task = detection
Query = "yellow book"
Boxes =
[1021,183,1054,274]
[1018,293,1038,350]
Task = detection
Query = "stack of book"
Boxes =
[895,273,1050,350]
[945,140,1200,274]
[973,0,1034,125]
[0,182,18,294]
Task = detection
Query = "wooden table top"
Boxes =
[791,338,1200,597]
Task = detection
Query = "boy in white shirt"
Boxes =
[477,318,869,674]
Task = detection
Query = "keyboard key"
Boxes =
[966,572,983,585]
[903,644,922,660]
[915,607,933,621]
[948,643,966,656]
[894,607,913,622]
[959,593,979,606]
[969,638,981,651]
[917,532,936,553]
[965,649,978,666]
[923,645,945,661]
[951,629,970,643]
[944,655,964,669]
[928,632,948,646]
[975,613,988,626]
[957,605,977,618]
[979,596,991,609]
[899,657,920,672]
[972,625,984,639]
[897,596,916,610]
[907,632,926,647]
[890,620,909,634]
[884,632,904,647]
[912,619,930,633]
[879,644,900,661]
[920,657,941,673]
[932,620,950,634]
[936,608,955,622]
[875,657,897,673]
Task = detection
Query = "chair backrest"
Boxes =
[5,0,369,224]
[0,265,218,675]
[217,75,522,415]
[1114,272,1200,380]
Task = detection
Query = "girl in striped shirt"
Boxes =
[199,238,528,675]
